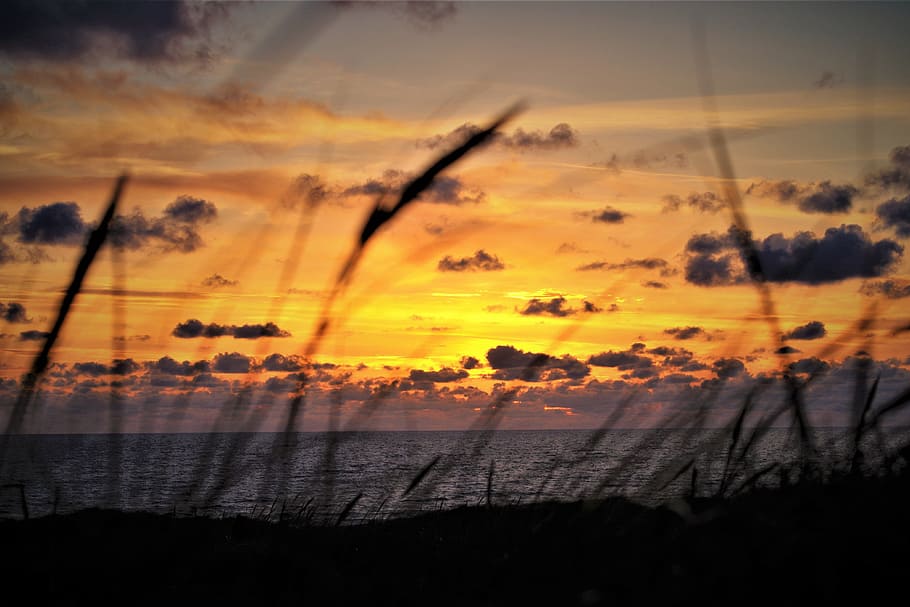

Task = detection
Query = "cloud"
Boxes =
[860,279,910,299]
[661,192,727,214]
[813,71,843,89]
[342,170,484,205]
[576,257,672,275]
[519,296,601,318]
[437,249,505,272]
[114,334,151,342]
[164,195,217,223]
[0,302,29,323]
[73,362,108,377]
[201,274,238,288]
[408,367,468,383]
[111,195,218,253]
[0,0,228,64]
[149,356,209,376]
[876,195,910,237]
[555,242,590,255]
[787,357,830,376]
[642,280,668,289]
[664,326,709,341]
[587,349,652,371]
[281,174,331,209]
[746,180,857,213]
[212,352,254,374]
[261,354,304,372]
[865,145,910,191]
[797,182,857,214]
[782,321,827,341]
[486,345,590,382]
[593,151,688,175]
[684,225,903,286]
[19,329,49,341]
[417,122,578,152]
[578,206,629,224]
[460,356,480,370]
[713,358,746,380]
[775,346,801,354]
[172,319,291,339]
[333,1,458,29]
[14,202,88,245]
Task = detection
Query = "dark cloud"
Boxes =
[798,182,857,214]
[73,362,108,377]
[408,367,468,383]
[642,280,668,289]
[172,319,231,338]
[788,357,830,376]
[172,319,291,339]
[0,0,228,64]
[664,326,708,341]
[460,356,480,370]
[865,145,910,191]
[15,202,88,245]
[582,300,602,313]
[111,359,140,375]
[519,297,601,318]
[782,321,827,341]
[860,279,910,299]
[521,297,573,317]
[201,274,238,288]
[0,302,29,323]
[262,354,304,372]
[579,206,629,224]
[19,329,49,341]
[747,180,857,214]
[111,196,217,253]
[486,345,590,382]
[164,195,217,223]
[876,195,910,237]
[684,224,903,286]
[1,196,217,256]
[232,322,290,339]
[587,349,653,371]
[813,71,843,89]
[150,356,209,376]
[661,192,727,214]
[775,346,801,354]
[713,358,746,380]
[576,257,672,275]
[212,352,254,374]
[342,170,484,205]
[437,249,505,272]
[417,122,578,152]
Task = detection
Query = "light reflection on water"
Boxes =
[1,428,907,521]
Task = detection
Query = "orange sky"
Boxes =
[1,1,909,432]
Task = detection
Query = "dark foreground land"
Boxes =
[3,472,909,606]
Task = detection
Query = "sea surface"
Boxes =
[1,428,906,522]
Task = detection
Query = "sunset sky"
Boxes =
[1,1,909,432]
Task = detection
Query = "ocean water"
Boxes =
[0,428,906,522]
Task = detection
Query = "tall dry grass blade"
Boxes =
[402,455,440,498]
[336,492,362,527]
[719,387,757,495]
[5,174,128,437]
[852,372,880,472]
